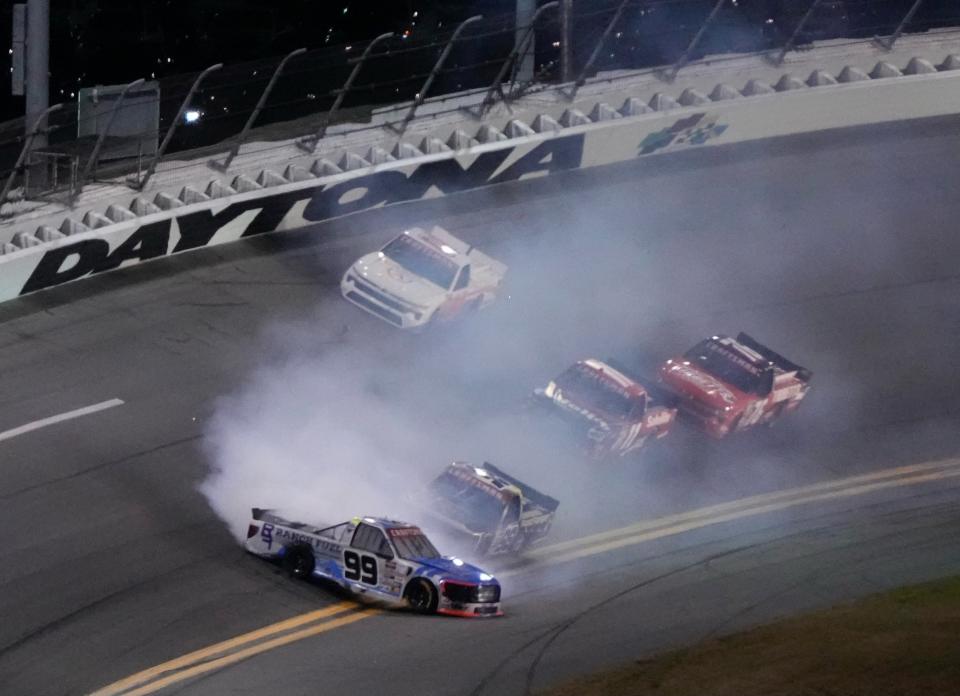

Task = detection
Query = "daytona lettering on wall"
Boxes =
[637,113,728,156]
[19,136,586,296]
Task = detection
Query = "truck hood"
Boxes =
[427,501,489,536]
[351,253,447,308]
[660,361,746,411]
[540,382,617,429]
[412,556,496,583]
[557,391,621,427]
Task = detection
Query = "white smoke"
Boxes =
[199,144,921,572]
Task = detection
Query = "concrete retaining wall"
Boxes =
[1,54,958,303]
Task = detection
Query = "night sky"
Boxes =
[1,1,957,128]
[1,1,518,123]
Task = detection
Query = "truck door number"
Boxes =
[344,551,378,585]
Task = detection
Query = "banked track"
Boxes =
[1,117,960,695]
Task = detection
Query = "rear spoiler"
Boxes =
[481,462,560,514]
[251,507,283,523]
[736,333,813,383]
[467,247,508,276]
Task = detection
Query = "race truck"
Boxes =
[532,359,676,459]
[658,332,812,438]
[340,226,506,329]
[245,510,501,617]
[423,462,559,557]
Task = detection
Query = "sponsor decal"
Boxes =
[20,135,585,296]
[449,465,511,502]
[261,523,274,549]
[775,383,803,400]
[387,526,425,538]
[667,363,737,405]
[638,113,728,156]
[646,409,673,427]
[261,523,340,554]
[554,391,612,430]
[705,339,766,376]
[568,362,636,401]
[386,265,414,283]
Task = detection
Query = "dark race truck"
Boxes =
[424,462,559,557]
[532,358,676,460]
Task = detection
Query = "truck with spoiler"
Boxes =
[658,332,812,438]
[532,358,677,460]
[424,461,559,557]
[244,510,502,617]
[340,226,506,329]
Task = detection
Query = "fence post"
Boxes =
[566,0,629,101]
[560,0,573,82]
[214,48,306,170]
[389,15,483,135]
[875,0,925,51]
[767,0,823,65]
[298,32,393,153]
[136,62,222,190]
[78,78,145,191]
[478,2,558,116]
[0,102,62,213]
[660,0,727,82]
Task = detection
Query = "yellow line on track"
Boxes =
[503,459,960,575]
[534,458,960,557]
[90,601,358,696]
[91,457,960,694]
[115,609,380,696]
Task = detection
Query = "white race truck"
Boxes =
[340,226,506,329]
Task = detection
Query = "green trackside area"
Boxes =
[542,575,960,696]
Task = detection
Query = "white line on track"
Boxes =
[0,398,125,443]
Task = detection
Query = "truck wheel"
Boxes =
[767,403,787,426]
[514,532,532,553]
[475,534,493,556]
[404,578,438,614]
[282,545,315,580]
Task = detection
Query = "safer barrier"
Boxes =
[1,52,959,303]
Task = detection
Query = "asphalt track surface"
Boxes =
[2,117,960,695]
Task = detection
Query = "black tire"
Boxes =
[415,309,437,332]
[475,533,493,556]
[282,545,315,580]
[766,402,787,427]
[404,578,438,614]
[513,531,531,554]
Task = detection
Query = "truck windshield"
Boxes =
[556,363,636,418]
[684,340,772,395]
[430,473,507,533]
[382,234,459,290]
[387,528,441,560]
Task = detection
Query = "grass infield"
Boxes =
[541,575,960,696]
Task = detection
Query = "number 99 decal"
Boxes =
[344,550,378,585]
